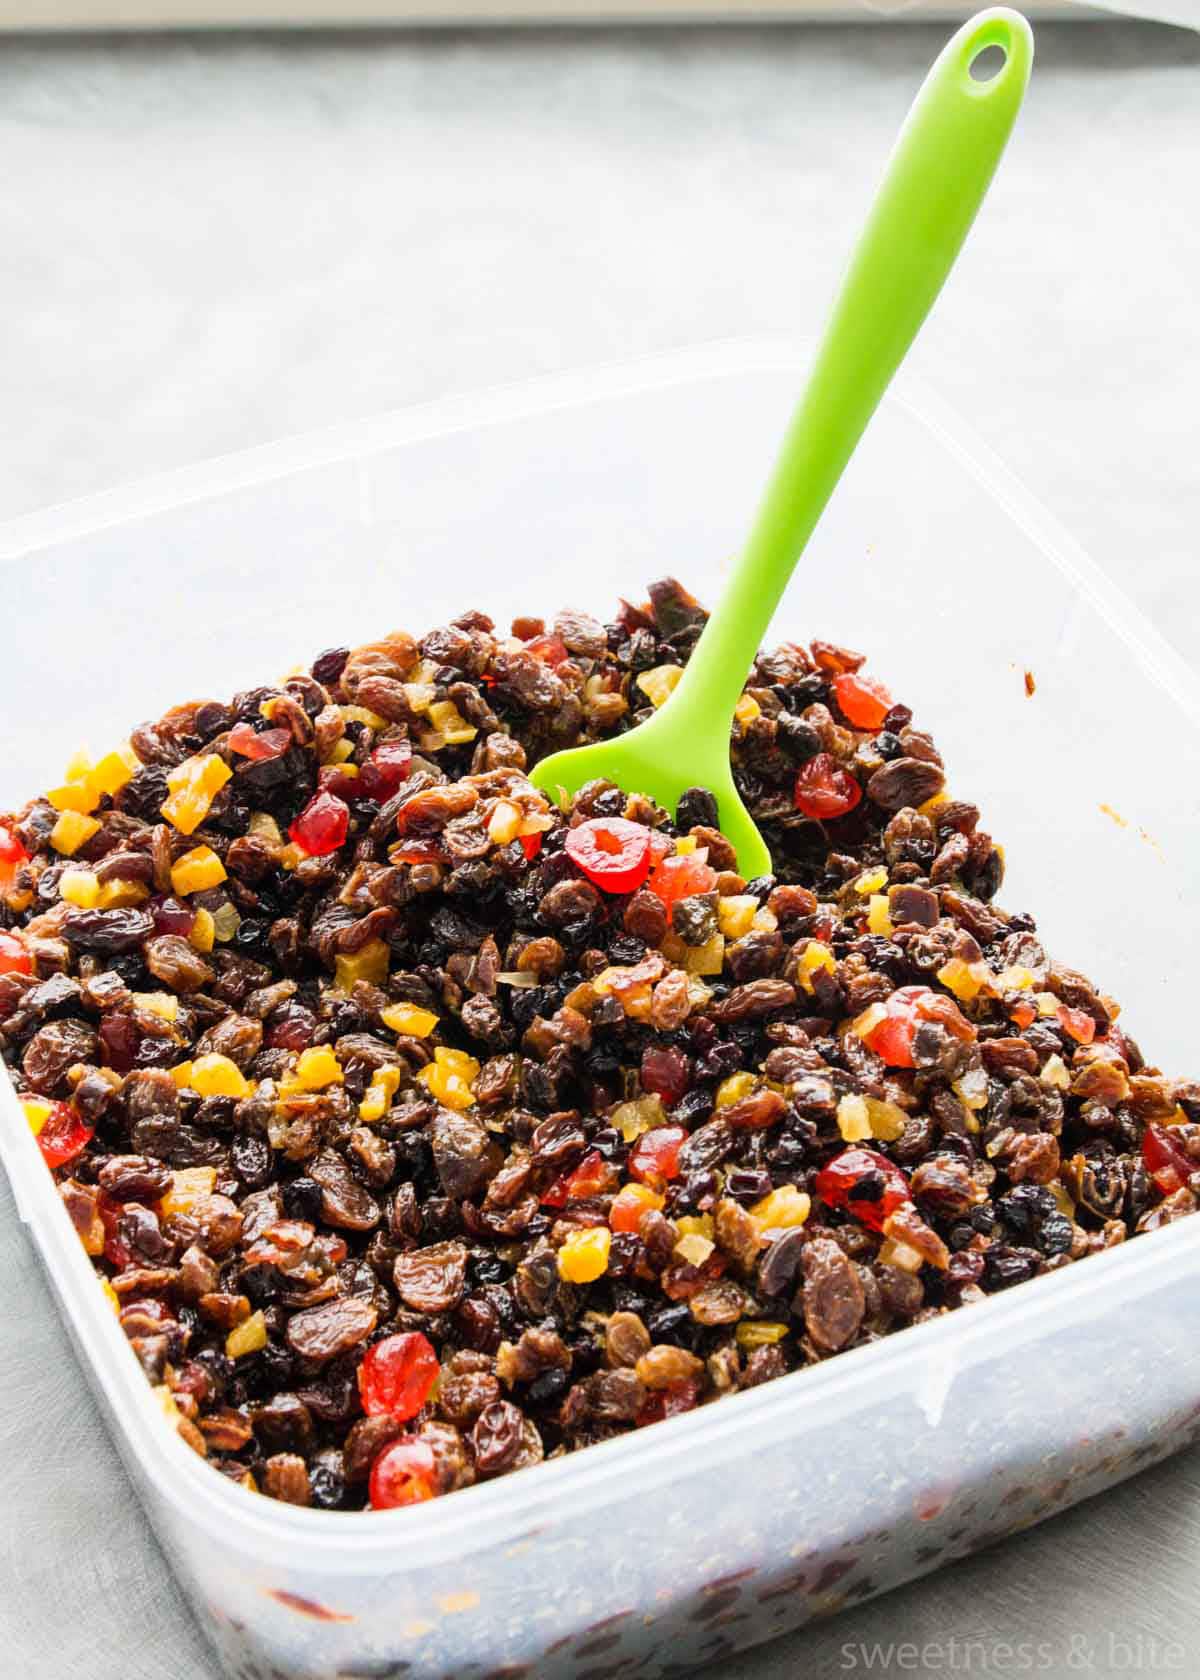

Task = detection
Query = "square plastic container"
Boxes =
[3,340,1199,1680]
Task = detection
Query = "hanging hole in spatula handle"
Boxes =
[960,9,1031,95]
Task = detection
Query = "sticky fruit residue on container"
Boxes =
[1,577,1195,1514]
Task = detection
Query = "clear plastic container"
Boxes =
[2,340,1199,1680]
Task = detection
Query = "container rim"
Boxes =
[3,336,1198,1570]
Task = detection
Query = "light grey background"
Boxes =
[1,18,1198,1680]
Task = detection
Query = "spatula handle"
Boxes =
[670,8,1032,728]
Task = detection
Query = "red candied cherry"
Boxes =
[518,831,544,863]
[358,1331,440,1421]
[540,1148,610,1209]
[228,722,291,761]
[35,1101,95,1170]
[640,1044,691,1106]
[864,985,975,1069]
[628,1125,687,1189]
[793,753,863,821]
[369,1437,438,1509]
[0,930,33,976]
[0,823,29,891]
[645,851,718,911]
[358,739,413,803]
[833,671,893,732]
[815,1146,912,1232]
[565,818,652,894]
[1142,1125,1194,1196]
[289,790,350,856]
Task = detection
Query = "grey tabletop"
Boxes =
[2,18,1199,1680]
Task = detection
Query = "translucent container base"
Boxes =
[3,341,1198,1680]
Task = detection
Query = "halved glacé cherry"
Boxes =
[1142,1125,1194,1196]
[793,753,862,821]
[833,671,893,732]
[815,1146,911,1232]
[369,1437,438,1509]
[565,817,652,893]
[358,1331,440,1420]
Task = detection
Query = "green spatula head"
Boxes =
[532,9,1032,874]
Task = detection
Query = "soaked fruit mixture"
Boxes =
[2,578,1195,1511]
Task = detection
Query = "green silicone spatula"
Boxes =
[531,7,1032,877]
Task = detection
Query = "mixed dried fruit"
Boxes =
[2,578,1196,1513]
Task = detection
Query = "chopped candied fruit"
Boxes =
[417,1047,479,1110]
[833,671,893,730]
[628,1125,687,1189]
[170,846,227,896]
[289,791,350,857]
[381,1002,439,1038]
[162,754,232,836]
[557,1226,612,1284]
[646,851,718,910]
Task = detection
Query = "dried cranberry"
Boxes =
[265,1003,317,1052]
[815,1146,911,1232]
[357,1332,440,1420]
[628,1126,688,1189]
[640,1044,691,1106]
[35,1101,94,1169]
[832,672,893,731]
[793,753,862,821]
[518,832,544,863]
[564,818,652,894]
[368,1437,437,1509]
[636,1379,701,1427]
[0,930,32,976]
[289,791,349,857]
[150,896,197,938]
[99,1012,140,1073]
